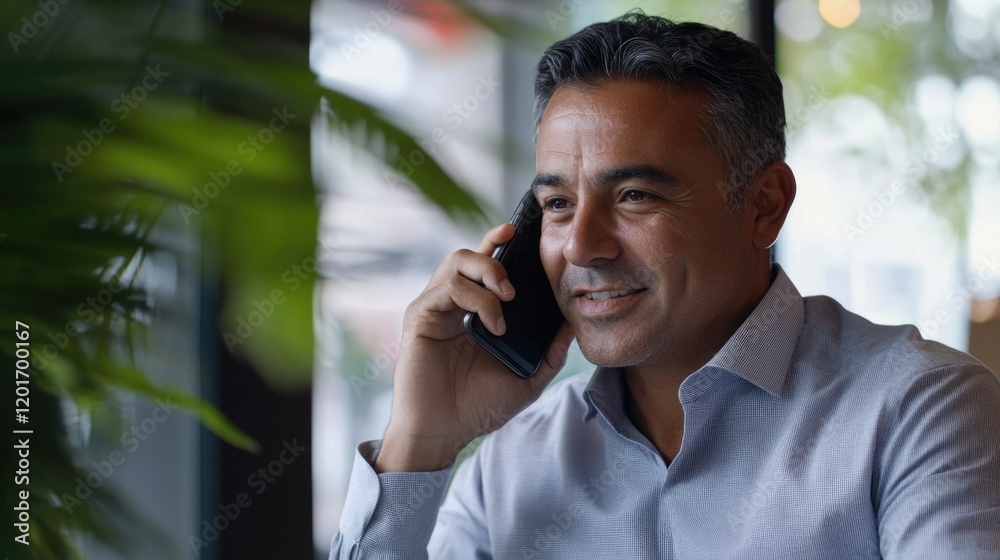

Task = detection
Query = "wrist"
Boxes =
[375,429,467,473]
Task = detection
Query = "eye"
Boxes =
[624,190,649,202]
[542,197,569,211]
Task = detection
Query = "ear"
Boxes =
[747,161,796,249]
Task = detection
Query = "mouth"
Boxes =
[583,289,639,301]
[570,286,646,319]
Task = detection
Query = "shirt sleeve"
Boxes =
[330,440,491,560]
[876,363,1000,559]
[329,439,491,560]
[429,438,493,559]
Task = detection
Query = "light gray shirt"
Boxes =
[330,266,1000,559]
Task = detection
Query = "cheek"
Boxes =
[618,215,680,258]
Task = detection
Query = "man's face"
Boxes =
[535,80,759,372]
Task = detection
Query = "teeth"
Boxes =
[585,290,634,301]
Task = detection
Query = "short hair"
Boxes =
[533,11,785,211]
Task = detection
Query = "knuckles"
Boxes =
[443,274,466,293]
[448,248,475,267]
[405,245,508,324]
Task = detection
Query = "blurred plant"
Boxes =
[0,0,488,557]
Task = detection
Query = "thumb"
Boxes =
[529,321,576,390]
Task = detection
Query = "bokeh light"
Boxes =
[956,75,1000,147]
[776,0,824,42]
[818,0,861,29]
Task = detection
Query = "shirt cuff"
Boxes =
[338,440,454,558]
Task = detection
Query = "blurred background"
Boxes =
[2,0,998,559]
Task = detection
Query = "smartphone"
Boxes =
[463,189,565,378]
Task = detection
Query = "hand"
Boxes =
[375,223,575,473]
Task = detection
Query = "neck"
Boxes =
[623,263,775,461]
[624,370,685,461]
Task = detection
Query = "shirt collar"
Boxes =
[704,264,804,397]
[582,366,625,422]
[583,264,805,420]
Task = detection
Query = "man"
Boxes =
[331,13,1000,559]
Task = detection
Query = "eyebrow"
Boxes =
[530,173,565,194]
[600,164,680,188]
[531,164,680,195]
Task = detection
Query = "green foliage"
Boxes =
[1,0,486,557]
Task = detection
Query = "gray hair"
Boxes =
[533,12,786,211]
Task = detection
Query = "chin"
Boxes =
[576,336,644,369]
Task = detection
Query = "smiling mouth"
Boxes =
[584,289,638,301]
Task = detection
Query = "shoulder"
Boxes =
[795,294,999,414]
[799,294,990,375]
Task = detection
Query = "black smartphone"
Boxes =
[463,190,565,378]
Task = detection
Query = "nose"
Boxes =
[561,199,621,267]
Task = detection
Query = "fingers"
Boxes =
[428,248,513,300]
[423,275,507,335]
[411,223,518,338]
[430,222,517,302]
[471,222,516,297]
[477,222,515,254]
